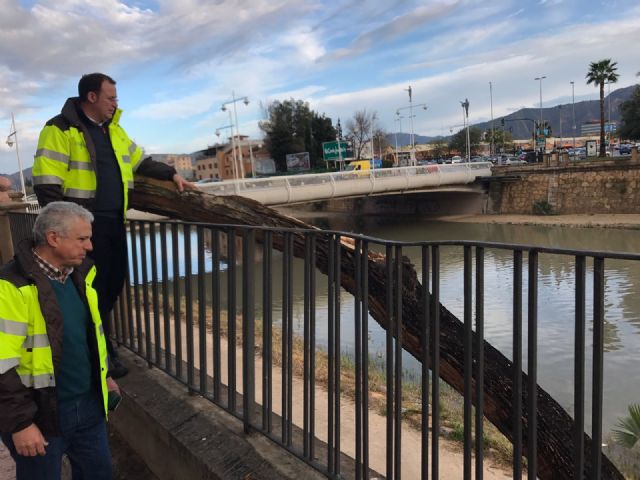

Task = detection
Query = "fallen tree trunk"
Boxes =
[130,177,623,479]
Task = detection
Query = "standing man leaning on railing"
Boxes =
[0,202,118,479]
[32,73,195,378]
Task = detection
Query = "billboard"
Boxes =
[286,152,311,172]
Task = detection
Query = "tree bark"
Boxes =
[130,177,623,479]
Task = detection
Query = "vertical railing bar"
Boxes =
[512,250,523,476]
[160,223,171,372]
[463,245,473,480]
[309,233,317,462]
[150,222,161,367]
[591,257,605,480]
[421,245,430,480]
[262,230,273,432]
[431,246,441,479]
[385,244,394,480]
[334,235,342,476]
[354,239,363,479]
[184,223,194,393]
[242,229,256,433]
[212,229,221,402]
[130,221,143,355]
[197,226,207,395]
[303,232,311,458]
[281,231,290,445]
[171,223,182,380]
[124,224,135,351]
[227,227,237,411]
[286,233,294,447]
[475,247,485,480]
[140,221,152,364]
[574,255,586,479]
[361,240,369,479]
[527,250,539,479]
[327,234,336,474]
[394,244,402,480]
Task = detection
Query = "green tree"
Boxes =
[448,127,482,157]
[618,84,640,140]
[428,138,449,158]
[586,59,619,157]
[259,99,336,172]
[484,129,514,153]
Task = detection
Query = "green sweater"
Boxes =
[49,278,92,404]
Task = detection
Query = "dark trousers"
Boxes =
[88,216,128,358]
[1,393,112,480]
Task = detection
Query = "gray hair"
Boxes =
[33,201,94,246]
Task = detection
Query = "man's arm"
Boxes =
[32,122,69,206]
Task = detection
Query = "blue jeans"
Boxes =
[1,393,112,480]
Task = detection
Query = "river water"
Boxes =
[129,215,640,436]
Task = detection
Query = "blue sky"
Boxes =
[1,0,640,174]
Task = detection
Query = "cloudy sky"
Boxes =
[1,0,640,175]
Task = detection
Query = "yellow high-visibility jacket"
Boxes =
[0,241,109,435]
[32,97,175,218]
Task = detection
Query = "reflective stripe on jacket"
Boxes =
[0,240,109,435]
[32,97,142,218]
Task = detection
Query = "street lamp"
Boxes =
[5,113,26,198]
[534,76,546,153]
[394,115,404,165]
[396,85,427,166]
[336,118,343,171]
[489,81,495,157]
[221,91,249,179]
[570,81,576,150]
[460,98,470,162]
[215,124,237,179]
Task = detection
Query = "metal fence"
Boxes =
[7,212,640,479]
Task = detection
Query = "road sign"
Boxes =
[322,141,351,161]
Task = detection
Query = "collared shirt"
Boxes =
[32,249,73,283]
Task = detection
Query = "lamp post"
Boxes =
[460,98,470,162]
[216,124,237,179]
[221,91,249,179]
[336,118,343,171]
[534,76,546,153]
[606,81,612,155]
[397,86,427,166]
[6,113,26,198]
[394,115,404,165]
[489,81,495,157]
[570,81,576,150]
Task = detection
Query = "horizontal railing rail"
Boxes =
[7,211,638,479]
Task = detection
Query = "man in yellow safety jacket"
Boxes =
[0,201,118,479]
[32,73,194,378]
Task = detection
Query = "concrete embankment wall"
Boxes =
[111,349,325,480]
[489,156,640,215]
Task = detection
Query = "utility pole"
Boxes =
[489,82,494,157]
[570,81,576,150]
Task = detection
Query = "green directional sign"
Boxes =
[322,141,351,161]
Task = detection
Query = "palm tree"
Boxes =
[585,59,619,157]
[612,403,640,449]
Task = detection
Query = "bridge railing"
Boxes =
[198,163,492,205]
[7,212,636,479]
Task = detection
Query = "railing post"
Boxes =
[242,229,256,433]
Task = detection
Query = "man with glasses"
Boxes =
[32,73,194,378]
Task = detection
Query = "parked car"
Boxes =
[451,155,464,164]
[196,178,222,184]
[619,144,632,155]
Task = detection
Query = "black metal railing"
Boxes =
[8,212,640,479]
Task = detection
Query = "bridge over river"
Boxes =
[197,162,492,205]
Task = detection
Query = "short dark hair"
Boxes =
[78,73,116,102]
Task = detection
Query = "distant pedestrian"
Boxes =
[32,73,195,378]
[0,201,118,480]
